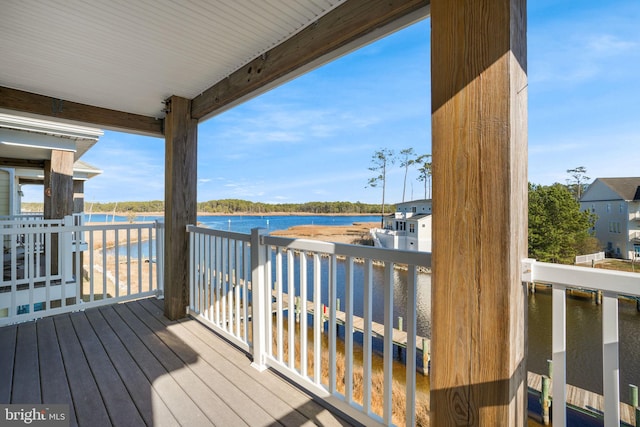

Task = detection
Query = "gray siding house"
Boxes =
[580,177,640,259]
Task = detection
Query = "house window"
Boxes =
[607,203,611,212]
[412,207,417,213]
[409,223,415,233]
[396,221,406,231]
[620,203,625,213]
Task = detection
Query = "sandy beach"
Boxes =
[269,221,377,244]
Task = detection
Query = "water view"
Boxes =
[102,214,640,415]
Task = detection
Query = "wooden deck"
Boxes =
[0,297,358,427]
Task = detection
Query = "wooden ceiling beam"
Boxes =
[0,87,164,137]
[191,0,430,120]
[0,157,45,169]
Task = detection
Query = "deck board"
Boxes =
[54,314,112,426]
[145,299,353,427]
[131,300,279,427]
[0,297,358,427]
[70,311,146,427]
[12,321,41,403]
[36,317,77,427]
[99,304,213,427]
[0,325,16,403]
[83,308,179,427]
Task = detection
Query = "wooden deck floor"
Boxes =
[0,298,358,427]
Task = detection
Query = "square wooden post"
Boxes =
[164,96,197,320]
[44,150,74,220]
[430,0,528,425]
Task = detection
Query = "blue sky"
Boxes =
[33,0,639,205]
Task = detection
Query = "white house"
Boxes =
[580,177,640,259]
[371,199,432,252]
[0,113,103,216]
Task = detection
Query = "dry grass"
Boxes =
[272,323,430,426]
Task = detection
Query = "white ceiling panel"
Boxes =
[0,0,345,119]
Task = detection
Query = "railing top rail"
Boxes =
[529,260,640,296]
[263,233,431,267]
[186,224,251,242]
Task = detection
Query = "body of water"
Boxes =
[87,213,380,234]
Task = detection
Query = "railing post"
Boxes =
[250,228,268,371]
[61,216,74,289]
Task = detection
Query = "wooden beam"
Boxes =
[191,0,430,120]
[430,0,528,425]
[0,86,163,137]
[164,96,197,320]
[0,157,45,169]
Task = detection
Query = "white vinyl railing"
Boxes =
[1,216,164,325]
[523,259,640,427]
[575,251,605,265]
[187,225,252,352]
[187,226,430,427]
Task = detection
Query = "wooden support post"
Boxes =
[44,150,74,275]
[164,96,197,320]
[430,0,528,425]
[541,376,551,425]
[44,150,74,219]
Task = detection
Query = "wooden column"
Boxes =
[164,96,197,320]
[43,150,74,219]
[430,0,528,426]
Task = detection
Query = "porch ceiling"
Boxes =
[0,1,429,135]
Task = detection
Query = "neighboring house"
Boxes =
[0,113,103,216]
[371,199,432,252]
[580,177,640,260]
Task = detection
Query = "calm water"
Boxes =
[86,213,380,234]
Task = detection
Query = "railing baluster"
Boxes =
[383,261,393,425]
[300,251,308,378]
[276,248,284,363]
[126,227,131,296]
[552,284,567,427]
[226,237,233,333]
[264,242,272,356]
[243,240,250,344]
[215,236,221,326]
[344,256,354,403]
[363,258,373,414]
[602,290,620,427]
[235,240,241,337]
[137,228,142,292]
[328,254,337,394]
[405,265,417,427]
[313,253,322,385]
[287,249,295,370]
[189,227,195,312]
[89,229,94,301]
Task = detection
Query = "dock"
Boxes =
[527,371,637,425]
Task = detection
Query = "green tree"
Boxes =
[416,154,432,199]
[367,148,395,226]
[528,183,598,264]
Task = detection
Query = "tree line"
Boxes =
[22,200,387,215]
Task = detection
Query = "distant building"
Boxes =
[370,199,432,252]
[0,113,102,216]
[580,177,640,259]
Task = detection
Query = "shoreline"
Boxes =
[86,211,382,217]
